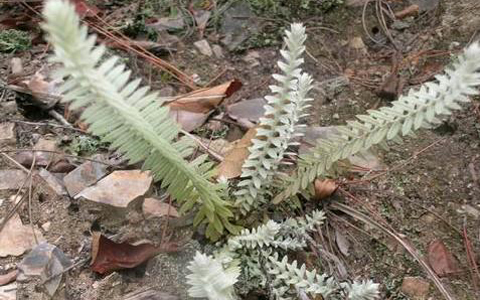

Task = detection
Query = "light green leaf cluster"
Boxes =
[186,252,240,300]
[234,23,313,214]
[275,42,480,203]
[267,252,337,300]
[41,0,234,240]
[186,210,346,299]
[342,280,380,300]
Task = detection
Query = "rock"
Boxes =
[63,157,108,197]
[410,0,439,12]
[0,122,16,148]
[0,282,16,300]
[41,221,51,232]
[143,198,179,219]
[242,50,260,68]
[33,138,58,167]
[400,277,430,299]
[1,101,18,115]
[0,213,45,257]
[146,16,185,31]
[212,44,224,58]
[17,242,72,297]
[75,170,153,208]
[0,170,27,190]
[39,168,67,196]
[193,39,213,57]
[220,1,262,51]
[227,98,266,123]
[10,57,23,76]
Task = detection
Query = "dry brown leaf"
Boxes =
[90,232,177,274]
[427,239,461,277]
[216,127,257,179]
[0,270,17,286]
[313,178,337,200]
[168,79,242,113]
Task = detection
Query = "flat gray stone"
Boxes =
[63,158,108,197]
[17,242,72,297]
[193,39,213,57]
[227,98,266,123]
[39,168,67,196]
[0,122,16,148]
[75,170,153,208]
[0,170,27,190]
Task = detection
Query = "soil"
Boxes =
[0,0,479,299]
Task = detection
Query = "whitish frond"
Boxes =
[275,42,480,203]
[267,252,337,300]
[342,280,380,300]
[234,23,313,214]
[186,252,240,300]
[42,0,234,239]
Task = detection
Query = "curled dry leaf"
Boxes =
[216,127,257,180]
[168,79,242,113]
[167,79,242,132]
[91,232,178,274]
[313,178,337,200]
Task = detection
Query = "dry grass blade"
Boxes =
[330,202,456,300]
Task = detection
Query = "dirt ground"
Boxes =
[1,0,480,299]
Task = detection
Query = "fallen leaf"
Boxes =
[75,170,153,208]
[167,79,241,132]
[427,239,460,277]
[17,243,72,297]
[334,228,350,256]
[217,127,257,179]
[142,198,179,219]
[0,270,17,286]
[91,232,177,274]
[0,213,45,257]
[313,178,337,200]
[71,0,101,18]
[168,79,242,113]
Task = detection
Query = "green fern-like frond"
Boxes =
[234,23,313,214]
[42,0,234,239]
[186,252,240,300]
[275,42,480,203]
[267,252,337,300]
